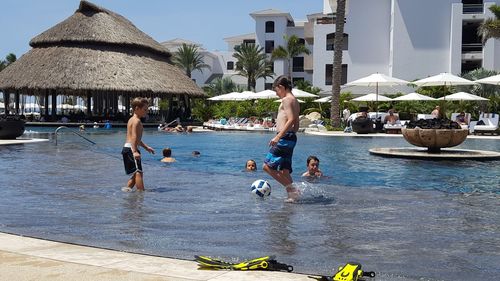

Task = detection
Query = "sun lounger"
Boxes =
[472,113,499,135]
[450,112,471,130]
[383,121,403,134]
[417,114,435,120]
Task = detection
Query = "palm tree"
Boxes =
[233,44,273,91]
[172,43,210,78]
[205,77,244,97]
[478,4,500,44]
[0,53,16,72]
[330,0,347,128]
[271,35,310,85]
[460,68,500,114]
[170,44,210,121]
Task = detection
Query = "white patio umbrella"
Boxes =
[274,98,305,103]
[57,104,74,110]
[73,104,88,110]
[248,89,278,99]
[413,73,476,87]
[438,92,489,101]
[351,93,393,102]
[475,74,500,85]
[207,91,250,101]
[291,88,319,98]
[0,102,4,109]
[313,96,332,103]
[392,92,436,101]
[23,102,41,112]
[345,73,409,117]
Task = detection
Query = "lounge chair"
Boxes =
[472,113,499,135]
[383,121,403,134]
[417,114,435,120]
[450,112,471,130]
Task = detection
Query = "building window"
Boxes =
[461,60,482,73]
[265,21,275,33]
[326,33,349,51]
[265,40,274,53]
[325,64,348,85]
[463,0,484,13]
[227,61,234,70]
[242,39,255,46]
[292,57,304,72]
[265,83,273,90]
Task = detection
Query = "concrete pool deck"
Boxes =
[0,232,311,281]
[0,138,49,145]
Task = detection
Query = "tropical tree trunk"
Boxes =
[288,59,293,87]
[330,0,346,128]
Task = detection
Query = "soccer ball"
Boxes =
[251,179,271,197]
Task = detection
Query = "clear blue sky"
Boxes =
[0,0,323,58]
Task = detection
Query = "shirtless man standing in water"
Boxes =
[122,97,155,191]
[263,75,301,202]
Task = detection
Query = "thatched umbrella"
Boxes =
[0,0,204,121]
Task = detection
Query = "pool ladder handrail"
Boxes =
[54,126,96,146]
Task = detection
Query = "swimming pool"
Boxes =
[1,128,499,280]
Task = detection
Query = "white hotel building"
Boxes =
[162,0,500,92]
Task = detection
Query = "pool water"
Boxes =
[1,128,499,281]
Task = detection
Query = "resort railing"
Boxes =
[463,4,483,14]
[54,126,96,146]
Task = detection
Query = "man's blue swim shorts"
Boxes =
[264,131,297,173]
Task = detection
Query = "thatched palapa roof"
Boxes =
[0,1,204,97]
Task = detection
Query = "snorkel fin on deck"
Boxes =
[194,255,293,272]
[308,262,375,281]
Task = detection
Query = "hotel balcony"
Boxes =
[304,21,314,44]
[463,4,483,14]
[304,54,313,73]
[461,43,483,60]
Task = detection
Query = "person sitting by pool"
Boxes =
[302,155,323,178]
[245,159,257,171]
[79,124,85,131]
[384,109,399,125]
[356,111,368,120]
[175,124,185,132]
[455,112,468,125]
[161,148,176,163]
[431,106,441,118]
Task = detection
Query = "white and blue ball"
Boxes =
[251,179,271,197]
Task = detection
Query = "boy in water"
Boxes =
[245,159,257,171]
[302,155,323,178]
[161,148,176,163]
[263,75,300,203]
[122,97,155,191]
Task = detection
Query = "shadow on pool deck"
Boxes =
[0,232,310,281]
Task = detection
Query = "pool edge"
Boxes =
[0,232,310,280]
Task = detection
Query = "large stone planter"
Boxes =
[352,118,374,134]
[401,128,468,153]
[0,117,26,139]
